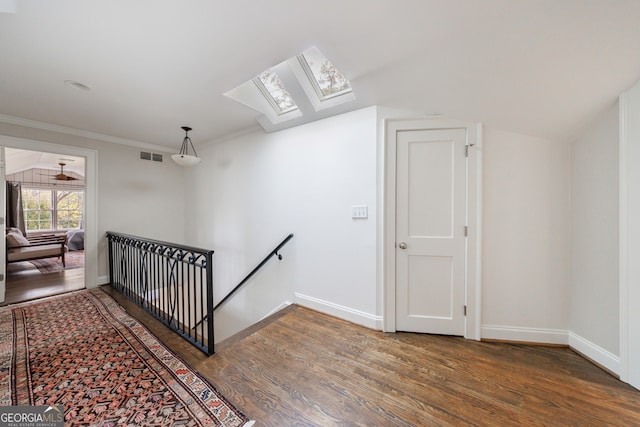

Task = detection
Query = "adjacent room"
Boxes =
[1,1,640,425]
[4,148,86,304]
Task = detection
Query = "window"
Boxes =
[23,188,84,231]
[224,46,354,130]
[56,190,84,229]
[23,189,52,231]
[254,68,298,115]
[298,47,352,100]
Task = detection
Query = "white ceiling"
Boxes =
[5,148,85,176]
[1,0,639,149]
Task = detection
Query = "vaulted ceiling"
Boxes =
[1,0,639,149]
[4,148,85,176]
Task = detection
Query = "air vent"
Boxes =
[140,152,164,162]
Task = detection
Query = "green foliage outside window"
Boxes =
[23,189,53,231]
[57,190,83,229]
[22,188,83,231]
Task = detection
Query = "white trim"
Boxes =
[569,332,621,375]
[200,124,263,149]
[295,293,383,330]
[288,54,356,112]
[252,75,300,116]
[0,135,99,290]
[98,275,110,286]
[383,118,482,340]
[468,123,483,340]
[619,92,629,382]
[481,325,569,345]
[261,301,293,321]
[0,147,5,302]
[481,326,621,374]
[382,117,398,333]
[0,114,171,153]
[376,107,387,334]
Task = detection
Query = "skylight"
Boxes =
[298,47,352,100]
[254,69,298,115]
[223,46,355,131]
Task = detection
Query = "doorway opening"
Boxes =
[4,148,86,304]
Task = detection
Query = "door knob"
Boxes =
[398,242,407,249]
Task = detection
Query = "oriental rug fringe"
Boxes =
[0,289,253,426]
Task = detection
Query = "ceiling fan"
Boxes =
[53,163,77,181]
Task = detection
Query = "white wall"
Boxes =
[188,113,577,345]
[570,103,619,370]
[4,109,617,358]
[185,107,379,342]
[0,123,186,282]
[481,128,571,343]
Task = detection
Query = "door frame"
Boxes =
[383,119,482,340]
[0,148,5,302]
[0,135,98,292]
[619,90,639,388]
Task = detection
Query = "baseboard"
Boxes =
[260,301,293,322]
[97,275,110,286]
[481,324,569,345]
[569,332,620,376]
[294,293,382,330]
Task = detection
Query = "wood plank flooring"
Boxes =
[103,286,640,426]
[2,264,85,306]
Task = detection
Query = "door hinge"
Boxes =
[465,144,475,158]
[464,225,468,237]
[464,305,467,316]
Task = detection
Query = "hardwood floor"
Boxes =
[2,263,85,306]
[102,286,640,427]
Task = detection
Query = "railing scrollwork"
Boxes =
[107,232,215,355]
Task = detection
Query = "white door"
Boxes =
[0,147,6,303]
[395,128,467,335]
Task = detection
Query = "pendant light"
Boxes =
[172,126,201,166]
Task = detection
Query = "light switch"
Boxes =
[352,205,368,219]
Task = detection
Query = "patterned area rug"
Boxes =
[29,250,85,273]
[0,289,253,426]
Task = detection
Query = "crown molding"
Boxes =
[199,123,263,149]
[0,114,172,153]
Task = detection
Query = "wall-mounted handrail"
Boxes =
[193,233,294,329]
[215,233,294,311]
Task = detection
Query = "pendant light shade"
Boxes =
[172,126,201,166]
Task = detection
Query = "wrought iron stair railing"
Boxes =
[106,232,294,356]
[106,232,215,355]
